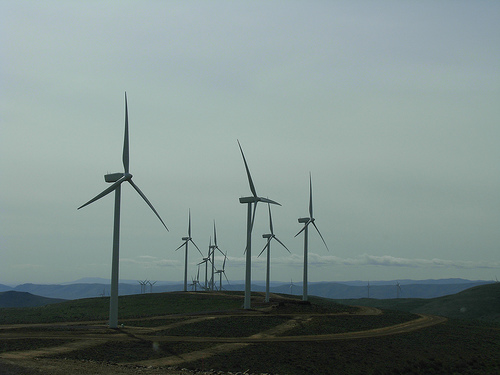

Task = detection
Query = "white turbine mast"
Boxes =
[175,209,203,292]
[295,173,329,302]
[237,140,280,309]
[259,204,290,303]
[78,93,168,328]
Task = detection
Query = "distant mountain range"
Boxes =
[0,291,65,308]
[0,278,493,302]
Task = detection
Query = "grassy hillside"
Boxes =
[0,291,249,325]
[335,283,500,323]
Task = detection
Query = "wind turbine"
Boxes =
[78,93,168,328]
[396,281,402,298]
[295,173,329,302]
[210,221,224,291]
[289,279,295,295]
[149,280,156,294]
[367,281,371,298]
[215,252,229,291]
[138,280,148,294]
[190,265,201,291]
[198,237,212,291]
[175,209,203,292]
[259,204,290,303]
[238,140,280,309]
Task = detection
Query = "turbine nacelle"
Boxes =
[239,196,280,205]
[104,172,132,183]
[181,236,190,241]
[298,217,310,224]
[105,173,124,183]
[262,233,273,239]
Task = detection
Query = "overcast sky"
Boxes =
[1,1,499,286]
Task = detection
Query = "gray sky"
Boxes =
[1,1,499,285]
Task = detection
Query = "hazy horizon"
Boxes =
[2,1,499,285]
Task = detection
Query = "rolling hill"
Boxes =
[335,282,500,323]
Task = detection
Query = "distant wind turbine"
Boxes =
[289,279,295,295]
[396,281,402,298]
[238,140,280,309]
[210,221,225,291]
[175,209,203,292]
[295,173,329,302]
[189,265,201,291]
[78,93,168,328]
[198,237,213,291]
[259,204,290,303]
[215,252,229,291]
[148,280,156,294]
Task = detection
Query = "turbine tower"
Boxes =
[238,140,280,309]
[295,173,329,302]
[259,204,290,303]
[175,209,203,292]
[78,93,168,328]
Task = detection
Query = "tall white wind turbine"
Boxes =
[295,173,329,302]
[259,204,290,303]
[78,93,168,328]
[238,140,280,309]
[175,209,203,292]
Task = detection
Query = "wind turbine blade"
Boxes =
[274,236,291,253]
[213,220,217,246]
[190,239,203,256]
[223,271,230,284]
[128,179,168,231]
[294,220,311,237]
[77,177,125,210]
[309,172,313,219]
[259,197,281,206]
[237,140,257,197]
[250,201,257,233]
[258,238,271,257]
[188,209,191,237]
[311,221,329,251]
[175,241,187,251]
[123,92,130,174]
[215,245,224,256]
[222,252,227,269]
[268,204,274,234]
